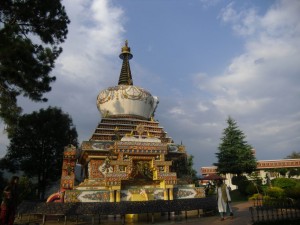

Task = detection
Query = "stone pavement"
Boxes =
[151,201,253,225]
[14,201,253,225]
[190,201,253,225]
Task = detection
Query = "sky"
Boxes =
[1,0,300,174]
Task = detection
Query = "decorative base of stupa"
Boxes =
[63,185,205,202]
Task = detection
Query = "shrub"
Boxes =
[272,178,298,189]
[232,175,247,186]
[238,179,251,195]
[263,195,271,201]
[246,182,260,195]
[248,193,263,200]
[266,187,285,199]
[285,183,300,200]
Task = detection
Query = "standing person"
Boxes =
[216,178,233,221]
[0,176,19,225]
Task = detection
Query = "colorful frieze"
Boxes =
[116,148,167,155]
[173,186,205,199]
[156,172,176,180]
[105,172,129,186]
[64,190,110,202]
[116,141,167,154]
[120,188,164,201]
[60,145,76,191]
[81,141,115,151]
[88,159,107,179]
[154,172,177,185]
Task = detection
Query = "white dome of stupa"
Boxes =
[96,41,159,120]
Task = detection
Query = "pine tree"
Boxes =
[1,107,78,199]
[215,117,257,175]
[0,0,70,133]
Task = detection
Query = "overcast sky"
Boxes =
[1,0,300,173]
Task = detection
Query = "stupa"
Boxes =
[49,41,204,203]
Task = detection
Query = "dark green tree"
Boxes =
[0,171,7,202]
[2,107,77,200]
[215,117,257,175]
[285,151,300,177]
[18,176,36,202]
[0,0,70,134]
[172,154,198,184]
[286,151,300,159]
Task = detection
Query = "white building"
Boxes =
[200,158,300,190]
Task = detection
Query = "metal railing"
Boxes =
[249,198,300,223]
[17,197,217,225]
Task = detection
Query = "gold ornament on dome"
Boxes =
[97,86,151,105]
[178,145,186,152]
[121,40,131,54]
[147,131,154,138]
[125,130,134,137]
[136,124,145,136]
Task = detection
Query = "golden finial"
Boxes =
[120,40,132,57]
[118,40,133,85]
[125,130,134,137]
[104,110,109,117]
[147,131,154,138]
[114,126,119,132]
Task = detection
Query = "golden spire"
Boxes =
[118,40,133,85]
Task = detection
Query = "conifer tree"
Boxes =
[0,0,70,134]
[1,107,77,199]
[214,117,257,175]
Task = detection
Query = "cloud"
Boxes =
[212,97,270,115]
[50,0,126,141]
[60,0,125,81]
[201,0,300,158]
[0,0,126,157]
[164,0,300,166]
[220,2,260,36]
[262,0,300,37]
[169,106,186,116]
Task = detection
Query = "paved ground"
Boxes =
[14,201,253,225]
[195,201,253,225]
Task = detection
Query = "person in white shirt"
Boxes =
[216,179,233,221]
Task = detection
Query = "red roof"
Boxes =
[200,174,225,180]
